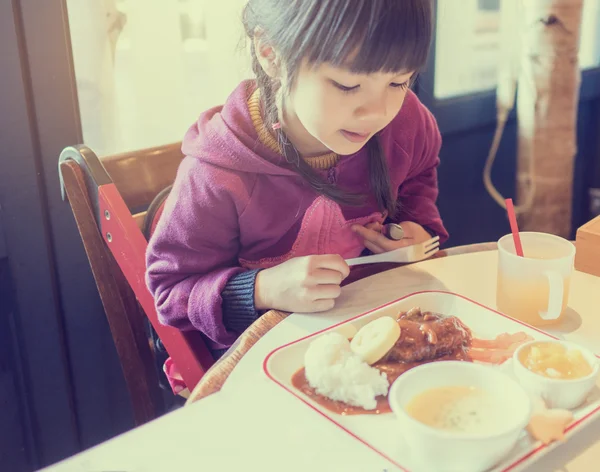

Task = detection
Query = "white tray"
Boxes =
[264,291,600,472]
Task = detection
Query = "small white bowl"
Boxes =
[513,340,599,410]
[389,361,531,472]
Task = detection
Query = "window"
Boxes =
[66,0,252,157]
[434,0,600,100]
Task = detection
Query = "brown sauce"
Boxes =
[291,368,391,415]
[292,349,472,416]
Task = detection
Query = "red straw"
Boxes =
[505,198,524,257]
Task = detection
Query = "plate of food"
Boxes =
[263,291,600,472]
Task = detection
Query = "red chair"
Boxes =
[59,143,215,424]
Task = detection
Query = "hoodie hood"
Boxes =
[181,80,297,176]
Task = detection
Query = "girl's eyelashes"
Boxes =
[390,81,410,90]
[331,79,411,93]
[331,80,360,93]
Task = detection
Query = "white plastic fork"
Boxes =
[345,236,440,266]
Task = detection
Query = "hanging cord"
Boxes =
[482,108,536,214]
[483,0,535,214]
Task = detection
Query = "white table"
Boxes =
[41,251,600,472]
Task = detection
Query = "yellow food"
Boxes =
[335,323,358,340]
[519,342,593,380]
[350,316,400,365]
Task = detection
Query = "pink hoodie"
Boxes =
[146,80,447,351]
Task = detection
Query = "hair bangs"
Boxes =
[286,0,432,76]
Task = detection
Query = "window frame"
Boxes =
[417,0,600,135]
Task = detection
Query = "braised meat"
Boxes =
[382,307,472,363]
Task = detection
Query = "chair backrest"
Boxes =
[58,143,215,425]
[100,142,182,228]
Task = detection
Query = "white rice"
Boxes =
[304,332,389,410]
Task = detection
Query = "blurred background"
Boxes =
[0,0,599,470]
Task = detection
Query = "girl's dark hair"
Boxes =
[243,0,433,216]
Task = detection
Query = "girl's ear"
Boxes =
[253,28,280,79]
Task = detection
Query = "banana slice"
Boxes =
[350,316,401,365]
[335,323,358,340]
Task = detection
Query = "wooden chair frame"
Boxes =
[59,144,214,424]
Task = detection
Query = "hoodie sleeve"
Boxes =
[392,102,449,244]
[145,156,258,347]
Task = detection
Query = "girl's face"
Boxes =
[280,62,414,157]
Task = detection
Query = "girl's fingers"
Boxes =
[352,225,394,250]
[309,298,337,313]
[310,284,343,301]
[312,254,350,279]
[308,268,345,286]
[364,240,386,254]
[365,221,382,232]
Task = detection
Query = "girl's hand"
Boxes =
[254,254,350,313]
[351,221,432,254]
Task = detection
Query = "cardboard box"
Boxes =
[575,215,600,277]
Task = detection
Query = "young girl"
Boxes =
[146,0,448,362]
